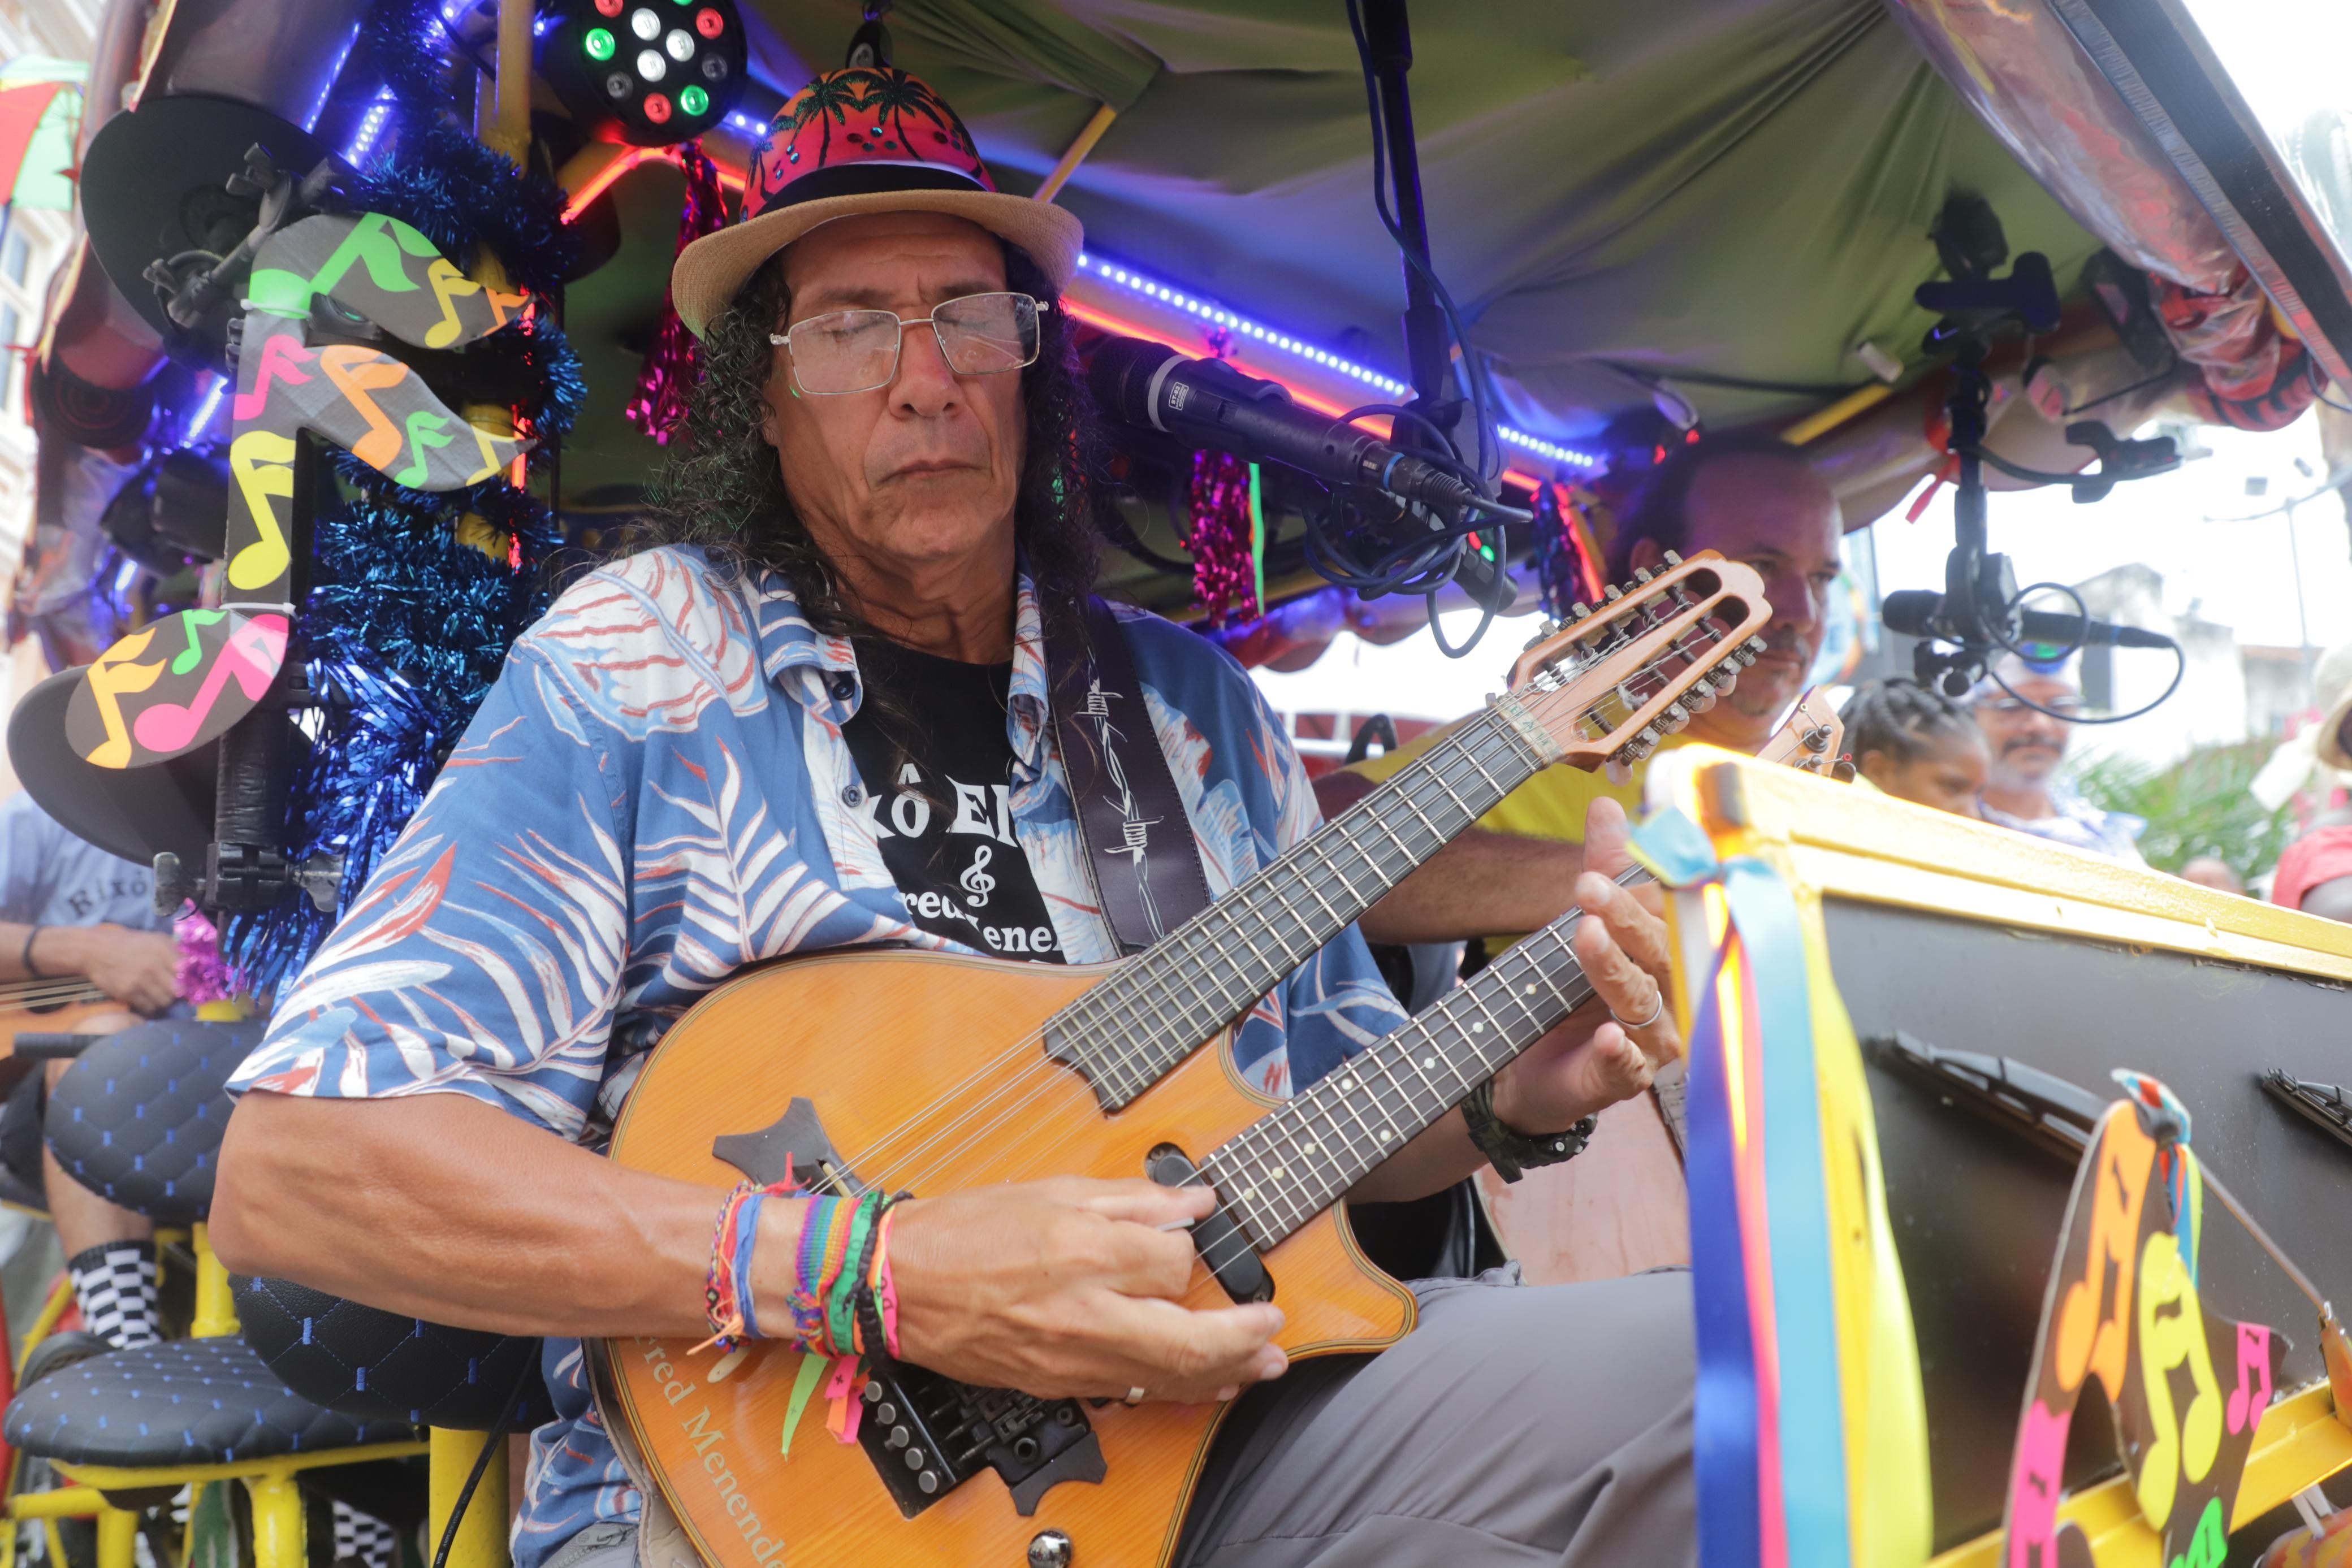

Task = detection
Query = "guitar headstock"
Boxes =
[1758,686,1853,778]
[1504,551,1771,772]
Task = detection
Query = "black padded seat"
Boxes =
[4,1336,417,1468]
[45,1021,261,1223]
[236,1277,551,1431]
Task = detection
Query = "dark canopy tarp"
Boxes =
[562,0,2104,504]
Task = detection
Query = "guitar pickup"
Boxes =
[1147,1146,1273,1305]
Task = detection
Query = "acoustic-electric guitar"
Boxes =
[601,553,1770,1568]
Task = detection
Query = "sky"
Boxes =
[1254,409,2352,732]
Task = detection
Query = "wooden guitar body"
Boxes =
[604,948,1415,1568]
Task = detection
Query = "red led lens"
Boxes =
[694,7,723,37]
[643,92,672,123]
[594,0,623,15]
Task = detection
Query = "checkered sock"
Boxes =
[329,1501,400,1568]
[67,1241,161,1350]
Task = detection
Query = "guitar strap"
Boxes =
[1046,596,1214,956]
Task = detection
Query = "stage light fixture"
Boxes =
[2050,0,2352,384]
[542,0,742,145]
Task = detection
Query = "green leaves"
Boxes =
[2072,739,2298,884]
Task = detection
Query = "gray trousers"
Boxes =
[1174,1268,1694,1567]
[559,1269,1694,1568]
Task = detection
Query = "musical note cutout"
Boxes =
[65,612,288,770]
[1999,1087,2286,1568]
[67,209,537,770]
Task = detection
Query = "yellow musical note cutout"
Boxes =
[228,429,299,592]
[2134,1229,2225,1528]
[423,257,482,350]
[82,626,167,769]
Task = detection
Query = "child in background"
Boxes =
[1839,679,1989,817]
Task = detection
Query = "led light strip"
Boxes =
[1074,251,1598,469]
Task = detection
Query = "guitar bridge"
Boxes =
[854,1362,1105,1518]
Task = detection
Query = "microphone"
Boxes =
[1880,589,2173,650]
[1087,336,1514,539]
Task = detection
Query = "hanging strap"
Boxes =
[1047,597,1213,956]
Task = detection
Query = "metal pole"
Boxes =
[1359,0,1449,411]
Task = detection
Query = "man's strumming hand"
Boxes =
[880,1176,1285,1405]
[48,925,181,1017]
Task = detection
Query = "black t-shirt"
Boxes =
[841,639,1065,963]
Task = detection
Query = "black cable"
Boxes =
[2064,356,2179,416]
[1986,581,2092,664]
[2310,357,2352,417]
[1343,0,1498,486]
[430,1360,538,1568]
[1984,643,2184,726]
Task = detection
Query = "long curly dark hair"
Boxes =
[641,240,1101,655]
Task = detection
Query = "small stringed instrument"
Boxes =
[601,556,1772,1568]
[0,977,123,1098]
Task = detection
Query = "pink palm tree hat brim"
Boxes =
[669,65,1083,340]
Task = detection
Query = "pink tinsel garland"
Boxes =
[1189,449,1259,628]
[173,909,237,1005]
[624,141,730,444]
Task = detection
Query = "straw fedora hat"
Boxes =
[2312,638,2352,771]
[670,64,1082,339]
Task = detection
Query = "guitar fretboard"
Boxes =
[1044,698,1553,1106]
[1204,882,1641,1251]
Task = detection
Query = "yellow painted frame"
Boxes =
[1645,745,2352,1565]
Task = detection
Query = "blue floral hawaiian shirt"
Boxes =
[228,545,1407,1566]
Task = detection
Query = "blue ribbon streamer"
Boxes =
[1633,809,1853,1568]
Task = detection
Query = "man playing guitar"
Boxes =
[213,66,1700,1568]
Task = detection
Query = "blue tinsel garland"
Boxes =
[220,0,585,989]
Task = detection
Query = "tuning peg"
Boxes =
[1603,584,1624,602]
[1744,634,1769,656]
[1632,566,1654,584]
[1569,601,1592,620]
[1662,702,1690,732]
[1662,550,1683,567]
[1802,725,1831,754]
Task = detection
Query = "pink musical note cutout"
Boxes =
[2007,1398,2074,1568]
[129,614,289,756]
[2226,1322,2273,1435]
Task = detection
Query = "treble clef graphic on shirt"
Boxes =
[959,844,996,908]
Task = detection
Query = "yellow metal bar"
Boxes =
[8,1488,107,1519]
[53,1442,429,1492]
[41,1519,64,1568]
[16,1276,74,1372]
[1927,1382,2352,1566]
[429,1428,510,1568]
[188,1224,238,1339]
[245,1472,303,1568]
[1034,103,1116,203]
[1782,381,1895,446]
[485,0,533,167]
[94,1507,135,1568]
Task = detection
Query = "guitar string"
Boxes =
[837,629,1731,1202]
[0,980,115,1009]
[819,598,1745,1194]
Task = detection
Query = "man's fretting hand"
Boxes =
[49,925,181,1017]
[1486,796,1681,1134]
[877,1176,1286,1405]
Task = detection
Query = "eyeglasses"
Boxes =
[1978,696,2085,716]
[768,292,1049,396]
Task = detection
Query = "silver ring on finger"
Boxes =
[1123,1387,1147,1405]
[1609,989,1663,1032]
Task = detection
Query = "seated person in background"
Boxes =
[1839,678,1986,815]
[1316,432,1846,949]
[2178,856,2245,895]
[2271,669,2352,919]
[0,791,179,1349]
[1969,652,2147,864]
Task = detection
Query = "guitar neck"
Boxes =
[1204,869,1652,1252]
[1048,699,1556,1107]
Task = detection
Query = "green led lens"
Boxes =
[583,26,616,59]
[679,84,708,115]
